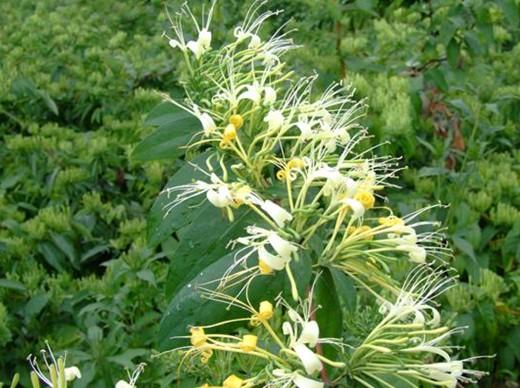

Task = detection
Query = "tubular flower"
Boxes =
[190,327,208,347]
[64,367,82,381]
[223,375,244,388]
[259,200,293,227]
[239,335,258,352]
[163,172,258,215]
[250,300,274,326]
[354,191,375,209]
[220,123,238,147]
[238,81,263,105]
[263,86,277,105]
[271,370,324,388]
[264,110,284,131]
[229,114,244,129]
[235,226,297,270]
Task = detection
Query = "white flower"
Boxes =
[293,374,324,388]
[263,86,277,105]
[264,110,284,131]
[248,33,262,49]
[296,119,313,139]
[298,320,320,347]
[341,198,365,220]
[65,366,82,381]
[258,245,290,270]
[168,39,182,49]
[186,40,206,59]
[198,112,217,136]
[206,185,233,208]
[238,82,262,105]
[163,172,256,215]
[231,226,297,276]
[267,231,297,258]
[115,380,134,388]
[260,200,293,227]
[294,343,323,375]
[397,244,427,263]
[198,28,212,49]
[271,370,324,388]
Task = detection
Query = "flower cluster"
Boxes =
[156,1,485,387]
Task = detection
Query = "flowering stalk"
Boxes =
[148,1,487,387]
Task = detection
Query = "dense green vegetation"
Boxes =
[1,0,518,386]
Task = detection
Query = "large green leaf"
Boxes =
[329,267,357,313]
[147,152,218,247]
[158,252,285,351]
[133,102,201,161]
[165,207,255,298]
[315,268,343,360]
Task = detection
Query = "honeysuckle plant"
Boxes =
[133,1,487,386]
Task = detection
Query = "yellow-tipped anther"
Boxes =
[378,216,404,226]
[190,327,207,347]
[223,375,243,388]
[30,372,41,388]
[229,114,244,129]
[276,170,286,180]
[258,259,273,275]
[287,157,305,170]
[355,191,375,209]
[239,335,258,352]
[258,301,273,320]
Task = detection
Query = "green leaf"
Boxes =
[147,151,218,247]
[315,268,342,360]
[107,349,148,369]
[158,252,285,351]
[329,267,357,312]
[0,279,26,292]
[133,103,201,161]
[165,207,255,298]
[25,293,49,318]
[136,269,156,286]
[446,39,459,68]
[51,233,79,269]
[497,0,519,26]
[38,242,67,272]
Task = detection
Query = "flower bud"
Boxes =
[239,335,258,352]
[223,374,243,388]
[229,114,244,129]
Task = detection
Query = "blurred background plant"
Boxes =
[0,0,518,387]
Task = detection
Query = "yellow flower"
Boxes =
[229,114,244,129]
[258,259,273,274]
[378,216,404,226]
[200,349,213,363]
[251,300,274,326]
[223,375,243,388]
[220,124,237,148]
[354,191,375,209]
[276,169,287,180]
[190,327,207,347]
[239,335,258,352]
[347,225,373,240]
[287,157,305,170]
[259,301,274,320]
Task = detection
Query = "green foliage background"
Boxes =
[0,0,518,386]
